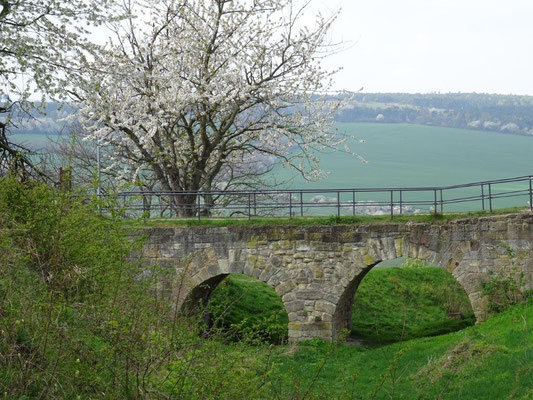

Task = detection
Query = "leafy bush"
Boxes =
[481,244,526,315]
[481,270,525,314]
[0,178,271,399]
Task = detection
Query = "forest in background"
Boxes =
[9,93,533,138]
[336,92,533,136]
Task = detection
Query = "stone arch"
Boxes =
[330,236,479,338]
[175,247,293,329]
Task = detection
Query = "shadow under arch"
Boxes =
[180,272,290,343]
[180,273,230,316]
[332,256,477,341]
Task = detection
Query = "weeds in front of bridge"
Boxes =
[480,243,533,316]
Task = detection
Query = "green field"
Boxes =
[9,132,55,150]
[12,123,533,213]
[274,123,533,212]
[277,123,533,189]
[13,123,533,189]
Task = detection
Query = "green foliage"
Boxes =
[336,92,533,136]
[481,245,526,315]
[209,274,289,344]
[0,178,271,399]
[351,265,476,343]
[2,177,531,399]
[481,271,525,315]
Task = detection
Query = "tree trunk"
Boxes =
[171,193,198,218]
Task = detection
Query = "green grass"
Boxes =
[276,123,533,196]
[209,274,289,343]
[208,264,476,345]
[269,303,533,399]
[351,266,475,344]
[126,207,527,228]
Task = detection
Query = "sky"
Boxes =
[313,0,533,95]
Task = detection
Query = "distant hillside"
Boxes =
[8,93,533,137]
[7,102,76,135]
[336,93,533,136]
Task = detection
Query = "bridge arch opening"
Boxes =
[334,258,476,344]
[181,273,289,344]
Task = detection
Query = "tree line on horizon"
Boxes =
[13,92,533,138]
[336,92,533,136]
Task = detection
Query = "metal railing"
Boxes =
[110,174,533,220]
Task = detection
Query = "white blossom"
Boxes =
[73,0,353,214]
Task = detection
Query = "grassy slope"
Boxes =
[209,274,289,343]
[210,267,475,345]
[271,303,533,399]
[352,266,475,343]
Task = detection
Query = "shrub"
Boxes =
[481,270,524,314]
[480,243,526,315]
[0,178,271,399]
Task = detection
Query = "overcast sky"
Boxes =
[313,0,533,95]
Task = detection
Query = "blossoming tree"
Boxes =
[77,0,349,216]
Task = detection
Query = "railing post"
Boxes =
[248,193,251,220]
[300,192,303,217]
[440,189,444,214]
[197,193,201,221]
[337,191,341,217]
[289,192,292,218]
[399,190,403,215]
[352,191,356,215]
[433,189,437,215]
[481,184,485,211]
[390,190,394,220]
[488,184,493,213]
[254,193,257,216]
[529,176,533,211]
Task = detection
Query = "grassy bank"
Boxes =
[351,265,476,343]
[209,274,289,343]
[271,302,533,399]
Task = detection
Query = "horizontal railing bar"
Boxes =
[113,174,533,197]
[117,194,529,206]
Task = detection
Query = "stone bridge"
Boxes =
[136,213,533,342]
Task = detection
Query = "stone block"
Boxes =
[315,300,336,315]
[285,300,305,313]
[275,280,296,297]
